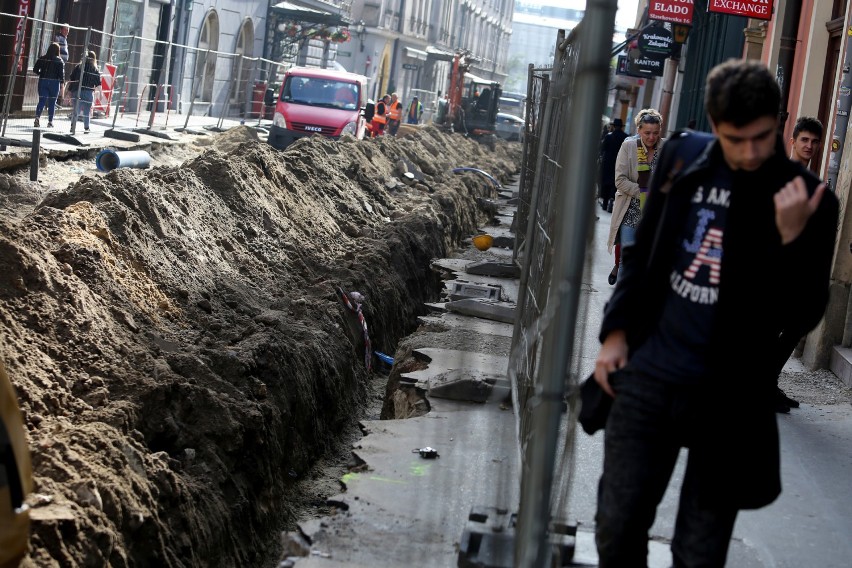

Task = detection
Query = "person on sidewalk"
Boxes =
[789,116,822,168]
[69,51,101,134]
[593,59,838,567]
[54,23,70,107]
[607,108,664,283]
[406,96,423,125]
[773,116,825,413]
[33,42,65,128]
[598,117,628,212]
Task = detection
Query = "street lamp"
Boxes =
[354,20,366,52]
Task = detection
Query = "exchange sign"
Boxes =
[708,0,774,21]
[648,0,694,25]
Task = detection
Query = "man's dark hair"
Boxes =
[704,59,780,127]
[792,116,823,140]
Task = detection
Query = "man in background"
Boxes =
[387,92,403,135]
[598,117,627,212]
[789,116,822,168]
[406,96,422,125]
[774,116,825,413]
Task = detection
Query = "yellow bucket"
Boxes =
[472,234,494,251]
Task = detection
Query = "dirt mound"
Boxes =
[0,129,522,566]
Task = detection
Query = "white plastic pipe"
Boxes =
[95,149,151,172]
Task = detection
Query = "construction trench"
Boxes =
[0,126,522,566]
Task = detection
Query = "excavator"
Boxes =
[434,51,501,143]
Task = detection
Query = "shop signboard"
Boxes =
[648,0,694,25]
[708,0,774,20]
[638,26,674,57]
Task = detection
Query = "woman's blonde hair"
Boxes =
[634,108,663,129]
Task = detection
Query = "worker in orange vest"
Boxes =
[371,94,390,137]
[387,92,403,135]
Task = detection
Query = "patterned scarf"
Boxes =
[636,138,657,209]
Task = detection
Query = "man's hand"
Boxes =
[594,330,628,397]
[775,176,825,245]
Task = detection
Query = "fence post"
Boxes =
[183,48,209,130]
[70,27,93,136]
[1,13,28,139]
[110,35,137,131]
[215,54,239,130]
[243,57,259,123]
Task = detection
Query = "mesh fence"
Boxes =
[509,2,618,559]
[0,12,292,140]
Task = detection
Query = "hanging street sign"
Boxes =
[638,26,674,56]
[403,63,419,70]
[616,55,646,78]
[708,0,774,21]
[337,50,352,57]
[628,52,666,77]
[648,0,694,25]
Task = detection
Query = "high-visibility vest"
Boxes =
[387,100,402,121]
[372,101,388,124]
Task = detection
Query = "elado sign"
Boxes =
[648,0,694,25]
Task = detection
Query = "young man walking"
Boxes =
[592,59,838,567]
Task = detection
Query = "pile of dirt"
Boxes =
[0,126,522,566]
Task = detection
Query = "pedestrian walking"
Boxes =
[406,96,423,124]
[598,117,628,212]
[591,59,838,567]
[69,51,101,133]
[54,23,70,107]
[607,108,664,283]
[32,43,65,128]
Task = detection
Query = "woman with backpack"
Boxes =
[32,42,65,128]
[69,51,102,133]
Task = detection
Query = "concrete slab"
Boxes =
[446,298,515,324]
[416,313,514,338]
[291,399,520,568]
[402,347,510,403]
[465,260,520,279]
[448,280,502,301]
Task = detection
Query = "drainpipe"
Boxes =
[826,11,852,191]
[776,0,802,134]
[658,56,678,135]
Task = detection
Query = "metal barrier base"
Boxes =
[457,506,577,567]
[105,129,142,142]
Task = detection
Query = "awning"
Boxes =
[270,1,347,26]
[465,71,497,85]
[404,47,428,61]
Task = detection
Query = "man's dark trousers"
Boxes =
[595,368,738,567]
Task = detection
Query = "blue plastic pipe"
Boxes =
[96,149,151,172]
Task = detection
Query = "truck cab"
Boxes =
[267,67,369,150]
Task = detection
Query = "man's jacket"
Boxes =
[601,131,839,508]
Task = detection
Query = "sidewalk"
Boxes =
[0,108,263,164]
[287,188,852,567]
